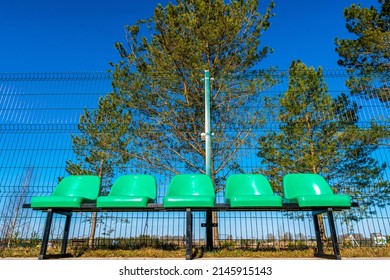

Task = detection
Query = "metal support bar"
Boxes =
[204,70,214,251]
[204,70,211,178]
[313,209,342,260]
[205,209,214,251]
[185,208,193,260]
[61,212,72,255]
[327,209,341,260]
[38,209,73,260]
[312,209,327,215]
[39,209,54,260]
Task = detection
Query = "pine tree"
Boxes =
[336,0,390,103]
[66,93,133,247]
[257,61,390,240]
[111,0,276,246]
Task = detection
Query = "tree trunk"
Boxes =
[88,212,98,249]
[212,211,219,247]
[88,159,104,249]
[317,215,327,248]
[210,172,219,248]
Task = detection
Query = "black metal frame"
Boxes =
[313,208,341,260]
[24,203,356,260]
[38,209,73,260]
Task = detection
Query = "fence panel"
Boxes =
[0,71,389,253]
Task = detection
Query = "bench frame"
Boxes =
[23,203,356,260]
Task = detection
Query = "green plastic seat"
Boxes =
[163,174,215,208]
[97,175,156,208]
[283,174,351,207]
[225,174,282,208]
[31,175,101,208]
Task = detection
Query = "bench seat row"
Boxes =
[30,173,351,210]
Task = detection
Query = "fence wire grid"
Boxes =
[0,71,389,253]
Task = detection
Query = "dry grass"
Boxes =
[340,247,390,258]
[1,246,389,259]
[79,248,186,258]
[201,248,315,258]
[0,247,41,258]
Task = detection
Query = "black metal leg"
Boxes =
[327,209,341,260]
[206,209,213,251]
[312,212,324,255]
[61,213,72,255]
[39,209,54,260]
[38,210,73,260]
[186,208,193,260]
[312,209,341,260]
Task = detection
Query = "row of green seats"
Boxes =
[30,173,351,209]
[226,174,351,208]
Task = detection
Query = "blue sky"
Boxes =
[0,0,380,73]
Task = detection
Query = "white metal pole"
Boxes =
[204,70,212,177]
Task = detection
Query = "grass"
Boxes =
[1,245,390,259]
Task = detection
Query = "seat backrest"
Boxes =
[109,175,157,200]
[167,174,215,197]
[283,174,334,199]
[53,175,101,200]
[225,174,274,200]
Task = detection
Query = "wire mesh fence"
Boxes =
[0,71,389,253]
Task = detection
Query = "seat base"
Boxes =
[31,196,83,208]
[285,195,351,207]
[228,195,283,208]
[97,196,149,208]
[163,196,215,208]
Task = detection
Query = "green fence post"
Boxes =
[204,70,214,251]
